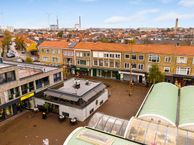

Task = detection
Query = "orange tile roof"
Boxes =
[39,40,194,56]
[39,40,69,49]
[75,42,194,56]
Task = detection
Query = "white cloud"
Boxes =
[178,0,194,7]
[104,16,129,24]
[155,12,194,22]
[80,0,97,2]
[104,9,159,24]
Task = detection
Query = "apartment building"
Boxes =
[39,41,194,86]
[38,40,69,65]
[0,59,63,121]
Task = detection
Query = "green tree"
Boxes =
[43,102,49,113]
[1,31,12,57]
[147,64,165,85]
[57,31,63,38]
[15,36,26,51]
[25,57,33,64]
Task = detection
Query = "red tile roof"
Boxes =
[39,40,194,56]
[39,40,69,49]
[75,42,194,56]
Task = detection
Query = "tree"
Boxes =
[15,36,26,51]
[57,31,63,38]
[25,57,33,64]
[1,31,12,57]
[147,64,165,85]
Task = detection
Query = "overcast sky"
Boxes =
[0,0,194,28]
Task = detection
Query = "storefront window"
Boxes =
[0,73,6,84]
[21,84,28,95]
[53,73,61,82]
[29,82,34,92]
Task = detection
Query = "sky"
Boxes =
[0,0,194,28]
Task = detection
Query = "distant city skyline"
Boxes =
[0,0,194,28]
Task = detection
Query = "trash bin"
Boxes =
[42,112,47,119]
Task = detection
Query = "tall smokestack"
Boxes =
[175,18,179,30]
[79,16,81,29]
[57,16,59,29]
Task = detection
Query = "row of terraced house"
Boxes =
[38,40,194,86]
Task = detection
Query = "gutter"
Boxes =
[135,84,154,118]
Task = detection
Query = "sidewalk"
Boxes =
[0,110,29,127]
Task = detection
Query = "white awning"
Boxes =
[119,71,145,77]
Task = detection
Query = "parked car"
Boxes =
[6,52,15,58]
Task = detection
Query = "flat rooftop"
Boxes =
[3,60,58,72]
[57,78,101,97]
[18,67,43,79]
[0,63,13,69]
[44,78,106,103]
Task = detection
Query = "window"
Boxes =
[104,60,109,67]
[0,71,15,84]
[29,82,34,92]
[131,54,137,60]
[138,64,144,70]
[110,54,114,58]
[93,60,98,66]
[52,57,59,63]
[99,60,103,67]
[177,56,187,64]
[176,67,190,75]
[43,57,49,61]
[53,73,61,82]
[83,52,90,57]
[131,63,137,69]
[6,71,15,82]
[100,100,104,105]
[115,54,121,59]
[52,49,56,54]
[125,54,130,59]
[164,56,171,63]
[148,54,160,62]
[45,49,49,54]
[8,87,20,100]
[139,55,144,60]
[89,108,94,114]
[115,61,120,68]
[164,67,170,73]
[0,73,6,84]
[21,84,28,95]
[104,53,109,58]
[124,63,130,69]
[109,60,114,67]
[77,59,87,65]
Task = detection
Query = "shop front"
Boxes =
[92,68,120,80]
[76,67,90,76]
[0,98,20,121]
[119,71,146,84]
[20,92,35,109]
[173,74,194,86]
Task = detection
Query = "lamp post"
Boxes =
[129,44,133,96]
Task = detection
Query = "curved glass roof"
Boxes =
[63,127,141,145]
[179,86,194,127]
[88,112,129,137]
[138,82,178,126]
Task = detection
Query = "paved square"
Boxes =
[0,78,149,145]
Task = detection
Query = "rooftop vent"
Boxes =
[85,80,89,85]
[74,79,80,89]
